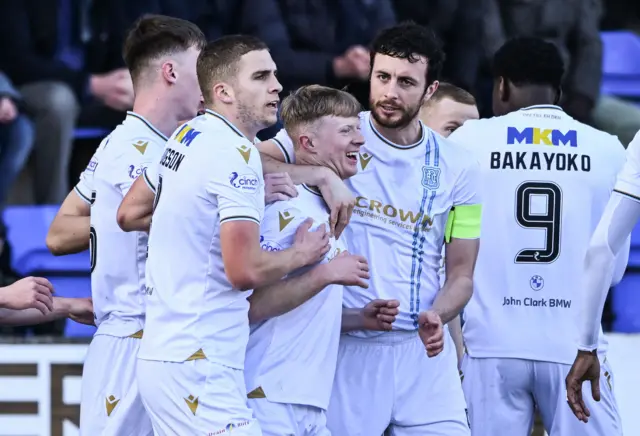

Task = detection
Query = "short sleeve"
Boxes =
[74,137,108,204]
[209,143,265,225]
[271,128,296,164]
[114,147,160,196]
[143,163,159,194]
[452,156,482,207]
[614,130,640,202]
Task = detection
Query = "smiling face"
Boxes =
[303,115,364,179]
[369,53,436,129]
[233,49,282,131]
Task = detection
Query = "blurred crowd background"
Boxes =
[0,0,639,338]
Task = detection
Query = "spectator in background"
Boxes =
[0,0,138,204]
[420,82,479,137]
[392,0,483,94]
[482,0,640,146]
[0,72,34,209]
[238,0,396,125]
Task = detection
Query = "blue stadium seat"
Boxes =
[600,31,640,97]
[3,206,90,276]
[74,127,109,140]
[612,272,640,332]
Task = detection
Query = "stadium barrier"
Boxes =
[0,334,639,436]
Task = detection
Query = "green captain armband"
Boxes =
[444,204,482,243]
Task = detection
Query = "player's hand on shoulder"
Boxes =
[0,277,54,315]
[361,299,400,331]
[418,310,444,358]
[292,218,331,266]
[318,171,355,239]
[265,172,297,204]
[565,350,601,423]
[67,297,95,326]
[326,250,370,288]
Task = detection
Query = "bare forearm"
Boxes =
[0,297,70,326]
[341,308,366,332]
[432,276,473,324]
[248,264,330,323]
[241,248,308,290]
[46,216,90,255]
[260,153,328,185]
[448,315,465,367]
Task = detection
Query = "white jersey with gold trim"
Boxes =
[138,110,265,369]
[449,105,627,364]
[245,185,346,410]
[75,112,167,337]
[272,111,481,335]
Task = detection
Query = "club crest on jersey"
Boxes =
[421,166,441,190]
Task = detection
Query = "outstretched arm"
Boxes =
[0,296,93,326]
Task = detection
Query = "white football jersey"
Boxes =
[138,110,265,369]
[449,105,627,364]
[245,185,346,410]
[75,112,167,337]
[272,112,481,335]
[615,130,640,200]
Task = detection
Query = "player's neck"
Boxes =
[132,93,183,139]
[372,116,422,146]
[510,88,558,111]
[206,104,259,142]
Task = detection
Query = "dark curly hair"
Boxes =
[492,37,565,89]
[370,21,445,86]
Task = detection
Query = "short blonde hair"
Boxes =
[424,82,476,107]
[280,85,361,135]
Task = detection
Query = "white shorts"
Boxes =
[327,330,470,436]
[137,358,262,436]
[248,398,330,436]
[80,334,152,436]
[461,355,622,436]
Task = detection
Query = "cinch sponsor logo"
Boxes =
[354,196,434,231]
[259,235,282,252]
[229,172,259,193]
[174,124,201,146]
[507,127,577,147]
[86,158,98,172]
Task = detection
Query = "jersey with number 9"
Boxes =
[448,105,627,364]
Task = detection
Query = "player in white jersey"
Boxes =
[258,23,481,436]
[447,37,626,436]
[245,85,399,435]
[45,15,206,436]
[135,36,331,436]
[566,128,640,423]
[421,82,480,370]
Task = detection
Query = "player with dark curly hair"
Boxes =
[258,21,481,436]
[449,36,625,436]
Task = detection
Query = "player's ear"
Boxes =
[161,61,178,85]
[298,135,317,154]
[213,82,234,105]
[500,77,510,103]
[554,87,563,105]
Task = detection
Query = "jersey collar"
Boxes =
[519,105,564,112]
[368,112,425,150]
[301,184,322,197]
[204,109,248,140]
[125,112,168,141]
